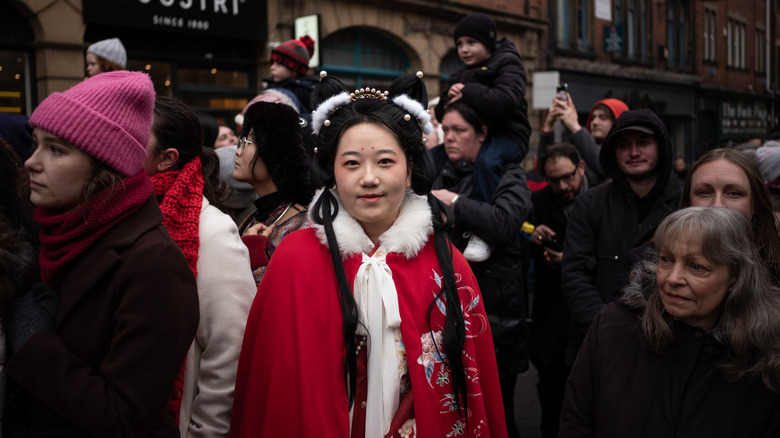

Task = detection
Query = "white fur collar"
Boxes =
[308,187,433,259]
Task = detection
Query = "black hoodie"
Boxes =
[560,109,682,365]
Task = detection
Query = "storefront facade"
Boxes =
[5,0,545,133]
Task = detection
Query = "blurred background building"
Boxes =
[1,0,777,159]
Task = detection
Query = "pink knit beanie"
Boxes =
[29,71,155,176]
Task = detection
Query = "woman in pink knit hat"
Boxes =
[5,71,199,437]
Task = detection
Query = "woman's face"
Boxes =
[234,130,273,194]
[333,122,411,242]
[215,126,238,149]
[25,128,93,211]
[689,159,753,217]
[441,110,486,163]
[657,230,735,331]
[85,53,102,77]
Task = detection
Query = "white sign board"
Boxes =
[595,0,612,21]
[532,71,560,110]
[295,14,320,68]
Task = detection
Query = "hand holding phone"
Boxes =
[541,238,563,252]
[556,83,568,103]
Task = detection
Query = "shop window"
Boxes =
[178,67,248,88]
[727,17,746,69]
[703,8,717,63]
[614,0,651,62]
[0,2,34,115]
[126,60,174,97]
[666,0,690,69]
[0,51,29,114]
[756,27,766,73]
[557,0,589,51]
[320,28,410,90]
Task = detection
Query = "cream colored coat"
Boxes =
[179,198,256,437]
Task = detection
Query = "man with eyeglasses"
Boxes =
[528,142,591,438]
[561,109,681,370]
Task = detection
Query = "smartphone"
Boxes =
[556,83,568,102]
[541,238,563,252]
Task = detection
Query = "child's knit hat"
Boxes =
[271,35,315,76]
[29,71,155,176]
[454,13,497,53]
[86,38,127,69]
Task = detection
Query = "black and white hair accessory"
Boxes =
[312,91,350,135]
[392,94,433,135]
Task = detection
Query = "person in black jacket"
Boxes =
[560,207,780,437]
[431,101,532,438]
[528,143,593,438]
[434,13,531,159]
[561,109,681,366]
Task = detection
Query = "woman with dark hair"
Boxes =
[0,135,36,432]
[6,71,198,436]
[196,112,220,150]
[560,207,780,436]
[430,100,532,438]
[230,72,506,437]
[680,148,780,280]
[144,96,256,436]
[233,100,315,285]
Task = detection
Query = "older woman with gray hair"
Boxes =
[560,206,780,437]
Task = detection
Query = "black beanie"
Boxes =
[454,13,497,53]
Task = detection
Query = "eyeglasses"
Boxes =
[237,137,255,154]
[546,168,578,185]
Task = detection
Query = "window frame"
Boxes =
[703,7,717,63]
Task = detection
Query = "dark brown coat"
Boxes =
[6,196,199,437]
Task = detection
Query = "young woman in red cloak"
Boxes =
[230,72,508,438]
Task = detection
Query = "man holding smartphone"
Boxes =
[528,142,590,438]
[536,88,628,185]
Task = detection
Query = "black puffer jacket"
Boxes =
[431,145,532,317]
[561,109,681,365]
[434,38,531,156]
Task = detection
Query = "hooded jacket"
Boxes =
[435,38,531,156]
[536,98,629,183]
[560,109,681,365]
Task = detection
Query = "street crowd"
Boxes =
[0,12,779,438]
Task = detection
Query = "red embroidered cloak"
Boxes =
[230,227,507,437]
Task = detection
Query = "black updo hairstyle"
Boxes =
[240,101,316,206]
[310,73,469,416]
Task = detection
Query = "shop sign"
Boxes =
[719,100,768,137]
[83,0,266,40]
[604,24,622,53]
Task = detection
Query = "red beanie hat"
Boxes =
[29,71,155,176]
[585,98,629,133]
[271,35,315,76]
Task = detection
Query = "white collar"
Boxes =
[308,187,433,258]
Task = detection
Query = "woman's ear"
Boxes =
[156,148,180,173]
[478,125,488,143]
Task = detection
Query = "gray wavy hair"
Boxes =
[623,206,780,392]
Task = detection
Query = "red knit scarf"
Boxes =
[35,171,153,288]
[150,157,204,425]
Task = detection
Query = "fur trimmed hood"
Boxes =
[621,258,657,311]
[308,188,433,259]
